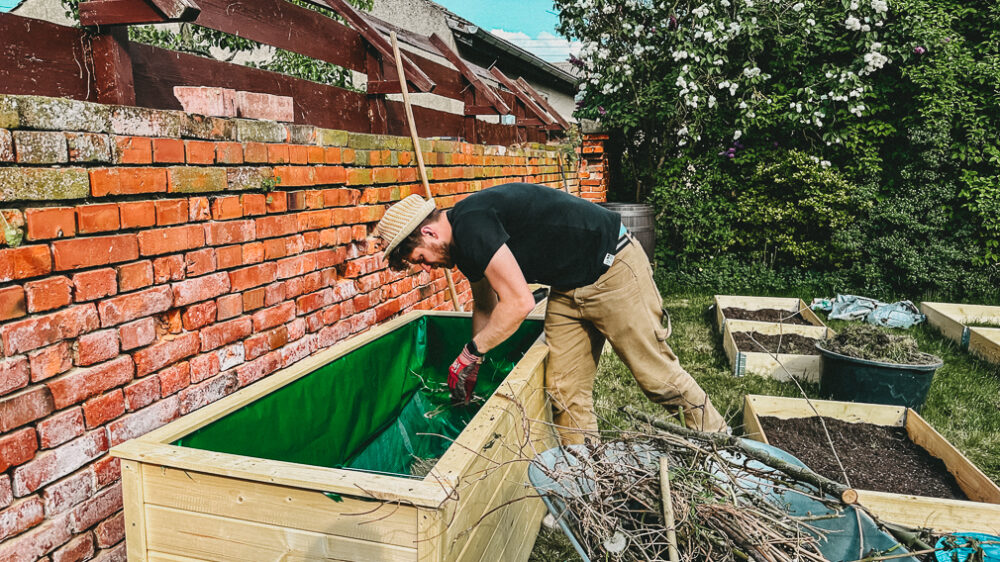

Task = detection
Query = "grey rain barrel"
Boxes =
[599,202,655,263]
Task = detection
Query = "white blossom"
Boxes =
[733,129,742,140]
[849,0,859,9]
[871,0,888,12]
[820,160,832,168]
[792,2,805,11]
[743,66,761,78]
[845,16,862,31]
[692,4,710,17]
[708,95,717,108]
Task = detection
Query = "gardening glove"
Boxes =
[448,342,483,404]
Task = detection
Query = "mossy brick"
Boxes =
[418,139,434,154]
[432,139,459,153]
[13,131,68,164]
[438,153,453,165]
[346,132,376,150]
[0,130,12,162]
[285,124,316,145]
[0,96,18,129]
[1,168,89,201]
[65,133,112,163]
[388,136,413,151]
[317,128,348,147]
[351,150,370,166]
[180,114,235,141]
[14,95,111,132]
[234,119,285,143]
[226,167,274,192]
[167,167,227,193]
[110,106,182,138]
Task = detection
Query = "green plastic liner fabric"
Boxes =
[174,315,543,477]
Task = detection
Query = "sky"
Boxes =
[432,0,580,63]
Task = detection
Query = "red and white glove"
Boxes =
[448,342,483,404]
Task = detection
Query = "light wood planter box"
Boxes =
[921,302,1000,353]
[723,319,834,382]
[743,395,1000,534]
[969,327,1000,365]
[111,310,555,562]
[714,295,825,332]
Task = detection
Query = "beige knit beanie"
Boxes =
[375,194,438,255]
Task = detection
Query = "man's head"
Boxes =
[375,195,452,272]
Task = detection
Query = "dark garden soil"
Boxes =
[723,307,812,325]
[759,415,967,500]
[820,324,940,365]
[732,331,820,355]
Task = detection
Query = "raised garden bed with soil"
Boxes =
[921,302,1000,353]
[714,295,826,331]
[111,310,555,562]
[743,395,1000,534]
[722,319,833,382]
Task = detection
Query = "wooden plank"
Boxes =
[743,352,822,383]
[429,33,510,114]
[366,46,389,134]
[144,505,418,561]
[121,460,149,561]
[80,0,166,25]
[968,327,1000,365]
[489,67,554,126]
[367,80,403,94]
[417,507,447,562]
[921,302,969,345]
[140,465,419,546]
[921,302,1000,325]
[743,395,907,427]
[91,28,136,106]
[493,498,547,562]
[148,0,201,20]
[904,412,1000,503]
[724,319,831,382]
[725,319,831,339]
[854,490,1000,534]
[515,77,569,129]
[148,552,212,562]
[0,14,95,101]
[742,395,768,444]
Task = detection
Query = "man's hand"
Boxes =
[448,342,483,404]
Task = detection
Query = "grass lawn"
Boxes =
[528,291,1000,561]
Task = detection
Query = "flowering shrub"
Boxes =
[561,0,1000,300]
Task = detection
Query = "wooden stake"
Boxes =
[659,457,680,562]
[390,32,461,312]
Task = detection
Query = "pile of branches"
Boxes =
[532,410,844,562]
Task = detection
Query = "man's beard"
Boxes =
[426,238,453,268]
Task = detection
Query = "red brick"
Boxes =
[216,245,242,269]
[0,286,26,322]
[241,193,267,216]
[184,248,216,277]
[211,196,242,220]
[75,329,120,367]
[199,316,252,351]
[117,201,155,230]
[189,196,211,221]
[121,168,168,195]
[27,342,73,384]
[25,207,76,241]
[185,140,216,164]
[137,224,205,256]
[242,287,266,312]
[255,215,297,239]
[373,167,398,184]
[1,304,99,356]
[118,317,155,351]
[158,361,190,396]
[315,165,347,185]
[0,511,72,561]
[154,199,188,226]
[114,136,151,164]
[205,219,255,246]
[347,167,372,185]
[52,532,94,562]
[0,427,37,473]
[182,301,217,331]
[82,389,125,428]
[107,396,179,446]
[242,241,264,264]
[215,142,243,164]
[249,301,293,332]
[37,408,85,449]
[97,286,172,327]
[306,146,325,164]
[243,142,267,163]
[47,355,133,410]
[215,294,242,320]
[288,145,309,165]
[277,254,317,280]
[152,138,184,163]
[298,289,334,315]
[265,191,287,213]
[133,332,199,377]
[123,376,159,411]
[52,235,138,271]
[41,465,92,517]
[0,495,44,541]
[267,144,290,163]
[93,455,119,489]
[67,479,120,531]
[116,260,153,292]
[263,282,285,307]
[76,204,120,234]
[1,385,53,434]
[95,511,125,548]
[152,254,185,284]
[24,276,73,313]
[244,326,287,360]
[171,271,229,307]
[229,262,277,292]
[1,356,29,397]
[72,269,117,302]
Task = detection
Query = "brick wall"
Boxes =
[578,132,610,203]
[0,94,606,561]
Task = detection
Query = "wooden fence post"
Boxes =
[91,27,136,106]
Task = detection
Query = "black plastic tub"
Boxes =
[817,344,943,411]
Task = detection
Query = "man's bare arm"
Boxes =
[469,278,497,337]
[469,244,535,354]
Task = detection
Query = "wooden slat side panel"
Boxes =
[855,490,1000,534]
[744,395,907,427]
[741,353,821,383]
[148,552,213,562]
[922,302,1000,325]
[144,505,418,562]
[715,295,801,313]
[447,451,528,562]
[121,459,149,561]
[481,490,548,562]
[742,395,768,444]
[0,14,95,101]
[922,303,968,344]
[968,328,1000,365]
[417,507,447,562]
[904,413,1000,504]
[140,465,419,546]
[725,319,831,338]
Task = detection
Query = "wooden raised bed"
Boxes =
[743,395,1000,534]
[921,302,1000,351]
[111,310,555,562]
[723,319,834,382]
[714,295,825,332]
[969,327,1000,365]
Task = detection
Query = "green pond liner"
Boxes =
[174,315,544,477]
[817,344,943,411]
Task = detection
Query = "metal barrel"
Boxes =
[599,202,656,262]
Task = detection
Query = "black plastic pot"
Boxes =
[817,344,943,411]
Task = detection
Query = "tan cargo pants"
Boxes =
[544,239,727,445]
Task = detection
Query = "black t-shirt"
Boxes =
[447,183,621,290]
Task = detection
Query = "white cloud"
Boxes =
[490,29,581,62]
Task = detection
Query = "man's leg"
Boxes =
[582,242,728,432]
[544,289,606,445]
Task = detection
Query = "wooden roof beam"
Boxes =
[489,66,555,127]
[428,33,510,115]
[515,77,570,130]
[79,0,200,26]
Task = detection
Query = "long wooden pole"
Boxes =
[390,32,461,312]
[659,457,680,562]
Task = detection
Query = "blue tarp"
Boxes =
[812,294,926,328]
